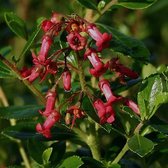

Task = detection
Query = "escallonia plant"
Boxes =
[0,0,168,167]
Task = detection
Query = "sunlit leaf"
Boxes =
[42,147,53,164]
[138,74,168,121]
[58,156,84,168]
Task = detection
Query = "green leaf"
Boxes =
[0,67,16,78]
[81,95,99,123]
[128,135,155,157]
[138,74,168,121]
[117,0,157,9]
[82,157,105,168]
[27,139,46,164]
[42,147,53,164]
[1,122,77,140]
[98,24,150,62]
[77,0,98,10]
[19,17,45,59]
[0,46,12,57]
[0,105,43,120]
[151,124,168,135]
[4,12,27,39]
[49,141,66,166]
[98,1,106,10]
[58,156,84,168]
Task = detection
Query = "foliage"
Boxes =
[0,0,168,168]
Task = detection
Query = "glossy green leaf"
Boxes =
[128,135,155,157]
[58,156,84,168]
[151,124,168,135]
[27,139,46,164]
[138,74,168,121]
[82,95,99,123]
[98,24,150,62]
[117,0,157,9]
[4,12,27,39]
[77,0,98,10]
[49,141,66,166]
[42,147,53,164]
[1,122,77,140]
[0,105,43,120]
[19,17,45,59]
[82,157,105,168]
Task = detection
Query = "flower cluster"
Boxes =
[20,12,140,138]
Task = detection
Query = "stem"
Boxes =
[76,52,87,92]
[87,122,101,160]
[0,55,45,104]
[134,122,144,134]
[112,141,129,164]
[92,0,118,22]
[0,87,31,168]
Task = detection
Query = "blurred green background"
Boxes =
[0,0,168,166]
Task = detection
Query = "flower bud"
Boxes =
[63,69,71,91]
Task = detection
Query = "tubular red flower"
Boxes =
[98,79,114,101]
[41,20,54,32]
[124,99,140,115]
[66,32,86,51]
[62,69,71,91]
[94,99,115,124]
[84,48,109,77]
[89,62,109,77]
[36,110,61,138]
[38,35,53,63]
[93,99,106,118]
[20,67,33,78]
[109,58,139,82]
[28,65,43,83]
[39,90,57,117]
[86,50,103,71]
[50,12,62,23]
[87,24,112,51]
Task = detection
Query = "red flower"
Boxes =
[84,48,109,77]
[66,32,86,51]
[39,90,57,117]
[98,79,115,102]
[124,99,140,115]
[62,69,71,91]
[66,106,85,129]
[28,65,43,83]
[41,20,54,32]
[109,58,139,83]
[93,99,115,124]
[87,24,112,51]
[50,12,62,24]
[20,67,33,78]
[37,35,53,63]
[36,110,61,138]
[39,61,57,83]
